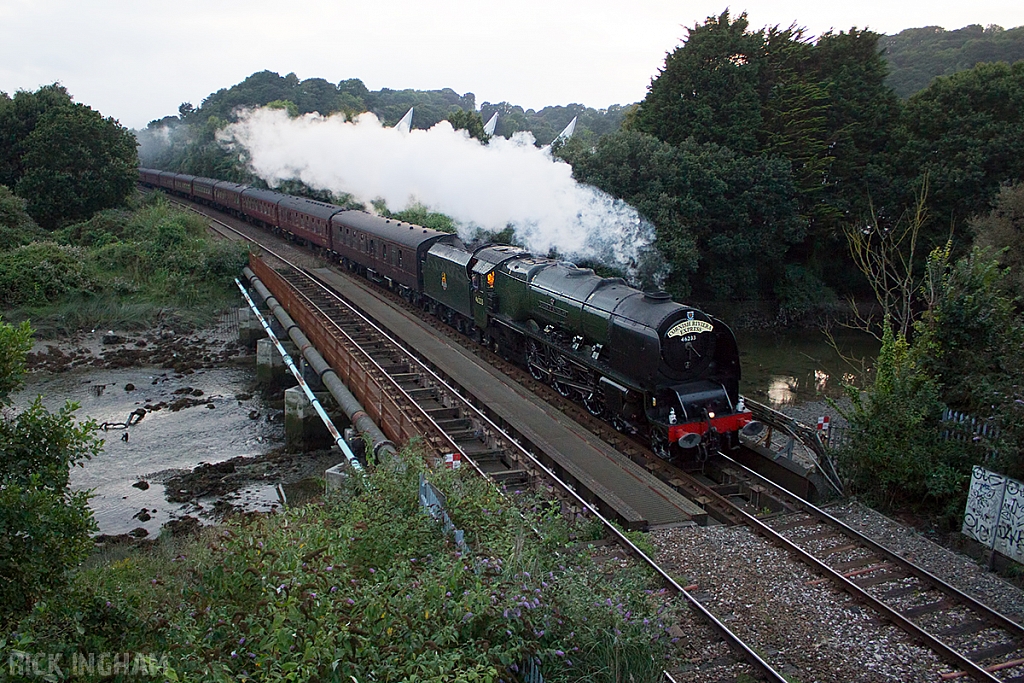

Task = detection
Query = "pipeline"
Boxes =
[236,278,363,471]
[240,268,396,461]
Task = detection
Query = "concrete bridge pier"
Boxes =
[237,307,267,350]
[284,386,347,450]
[256,338,294,388]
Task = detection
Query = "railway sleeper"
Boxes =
[490,469,529,487]
[405,387,437,401]
[445,428,480,442]
[426,407,459,420]
[435,418,472,431]
[901,598,955,618]
[966,640,1024,663]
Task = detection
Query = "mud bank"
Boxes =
[13,316,341,542]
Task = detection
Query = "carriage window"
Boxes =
[398,250,403,267]
[382,244,388,261]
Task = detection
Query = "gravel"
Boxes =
[651,500,1024,682]
[829,502,1024,625]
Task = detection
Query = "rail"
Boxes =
[167,191,792,682]
[250,254,462,460]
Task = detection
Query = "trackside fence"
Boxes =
[825,409,1000,457]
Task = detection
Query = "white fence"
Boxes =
[962,466,1024,565]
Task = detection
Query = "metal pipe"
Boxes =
[236,278,362,471]
[241,268,396,459]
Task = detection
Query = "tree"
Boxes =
[266,99,300,117]
[445,109,489,141]
[883,23,1024,98]
[627,15,903,297]
[899,61,1024,230]
[633,10,765,154]
[971,182,1024,296]
[0,84,76,190]
[0,85,138,230]
[14,102,138,229]
[912,247,1024,480]
[0,318,101,620]
[559,130,804,299]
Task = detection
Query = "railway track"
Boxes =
[708,455,1024,682]
[161,193,789,682]
[167,191,1024,681]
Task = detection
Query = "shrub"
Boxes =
[0,319,101,623]
[833,319,977,519]
[0,241,93,306]
[0,186,47,251]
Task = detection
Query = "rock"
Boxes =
[102,332,124,345]
[132,480,150,490]
[164,516,201,537]
[133,509,152,522]
[124,383,136,392]
[128,527,149,538]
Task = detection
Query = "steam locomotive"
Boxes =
[139,168,757,461]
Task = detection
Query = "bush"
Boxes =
[56,208,132,248]
[0,319,101,623]
[834,319,977,519]
[775,264,839,321]
[0,241,94,306]
[0,186,47,251]
[6,449,676,681]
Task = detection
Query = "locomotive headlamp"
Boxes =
[707,411,715,419]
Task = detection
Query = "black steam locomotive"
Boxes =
[139,168,756,460]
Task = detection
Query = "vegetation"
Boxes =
[558,130,803,300]
[971,182,1024,297]
[3,438,680,681]
[0,85,138,229]
[0,318,102,617]
[0,191,248,332]
[834,231,1024,521]
[883,23,1024,98]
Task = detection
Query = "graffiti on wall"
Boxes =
[963,466,1024,565]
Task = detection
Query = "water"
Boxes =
[9,327,876,535]
[12,366,283,536]
[736,328,879,408]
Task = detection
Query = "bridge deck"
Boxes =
[311,267,703,528]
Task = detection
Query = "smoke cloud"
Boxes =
[219,108,662,281]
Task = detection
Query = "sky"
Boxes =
[2,0,1023,130]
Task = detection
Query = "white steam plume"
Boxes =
[219,108,661,280]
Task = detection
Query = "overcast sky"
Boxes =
[2,0,1023,129]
